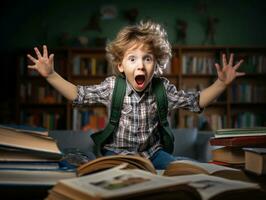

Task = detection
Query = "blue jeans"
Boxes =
[150,149,176,169]
[103,149,194,170]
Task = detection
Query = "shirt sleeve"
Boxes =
[162,77,203,113]
[72,76,115,107]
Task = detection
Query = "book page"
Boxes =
[77,154,156,176]
[170,160,239,174]
[0,125,48,137]
[169,174,259,200]
[179,174,259,200]
[0,128,60,155]
[59,166,191,199]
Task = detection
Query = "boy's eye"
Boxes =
[128,56,135,62]
[145,56,153,62]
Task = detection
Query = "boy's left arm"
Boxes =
[199,53,245,108]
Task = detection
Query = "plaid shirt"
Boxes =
[73,76,202,158]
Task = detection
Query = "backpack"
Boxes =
[91,76,174,156]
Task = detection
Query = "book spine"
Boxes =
[210,136,266,147]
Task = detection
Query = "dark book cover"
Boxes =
[209,136,266,147]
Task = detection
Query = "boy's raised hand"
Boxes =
[215,53,245,86]
[27,45,54,78]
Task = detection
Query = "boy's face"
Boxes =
[118,44,155,92]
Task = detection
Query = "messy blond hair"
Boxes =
[106,21,172,76]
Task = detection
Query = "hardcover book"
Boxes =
[0,126,62,158]
[244,148,266,175]
[0,147,60,162]
[209,136,266,147]
[0,168,76,186]
[211,146,245,164]
[215,127,266,138]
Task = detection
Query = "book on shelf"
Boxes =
[244,148,266,175]
[0,125,62,159]
[181,53,216,75]
[231,112,266,129]
[214,127,266,138]
[77,154,157,176]
[72,55,107,76]
[19,111,64,130]
[72,107,107,131]
[209,135,266,147]
[46,164,265,200]
[211,146,245,165]
[163,160,249,182]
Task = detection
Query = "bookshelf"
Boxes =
[16,48,109,130]
[173,46,266,130]
[16,46,266,131]
[16,49,68,130]
[227,47,266,128]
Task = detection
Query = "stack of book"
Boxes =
[209,127,266,175]
[0,125,76,187]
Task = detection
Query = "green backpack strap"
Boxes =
[91,76,126,156]
[152,77,174,153]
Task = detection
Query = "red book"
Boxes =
[209,135,266,147]
[208,160,244,169]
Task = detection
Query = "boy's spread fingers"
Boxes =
[27,65,36,69]
[222,54,227,67]
[236,72,246,76]
[43,45,48,58]
[27,54,37,63]
[233,59,244,70]
[229,53,234,66]
[214,63,221,71]
[34,47,42,58]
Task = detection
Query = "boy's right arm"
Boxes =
[27,45,77,101]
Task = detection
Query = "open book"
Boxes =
[77,154,157,176]
[77,155,249,182]
[46,165,265,200]
[163,160,249,182]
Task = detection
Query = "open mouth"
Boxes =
[135,75,145,86]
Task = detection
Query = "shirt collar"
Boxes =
[125,78,153,97]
